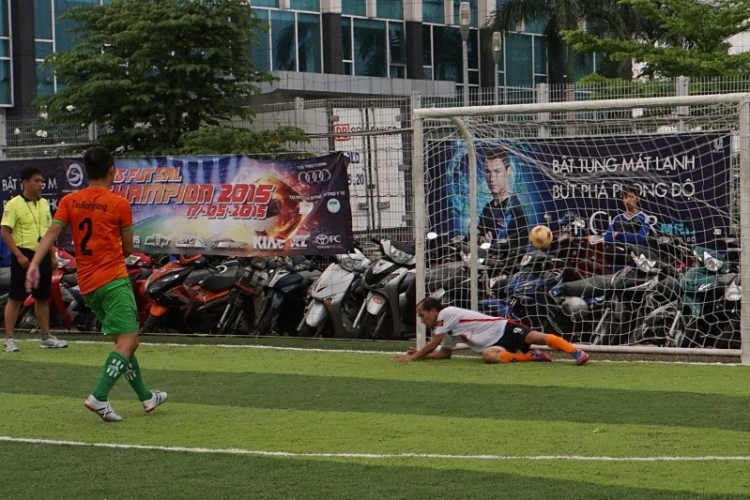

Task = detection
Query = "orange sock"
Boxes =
[499,351,534,363]
[545,334,576,354]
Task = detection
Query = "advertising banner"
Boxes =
[427,132,732,247]
[0,153,354,256]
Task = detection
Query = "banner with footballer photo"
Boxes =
[427,132,732,248]
[111,153,354,256]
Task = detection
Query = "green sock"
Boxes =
[124,354,153,401]
[92,351,130,401]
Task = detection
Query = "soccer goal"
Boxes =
[412,94,750,364]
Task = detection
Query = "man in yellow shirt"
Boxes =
[1,166,66,352]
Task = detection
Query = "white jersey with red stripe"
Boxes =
[434,306,509,353]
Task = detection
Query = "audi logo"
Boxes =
[298,169,332,184]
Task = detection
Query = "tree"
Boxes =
[178,126,310,159]
[563,0,750,79]
[487,0,623,84]
[35,0,275,154]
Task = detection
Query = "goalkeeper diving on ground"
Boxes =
[394,297,589,365]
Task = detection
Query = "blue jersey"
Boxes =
[604,211,651,246]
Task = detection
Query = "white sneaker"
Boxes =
[84,395,122,422]
[142,390,168,413]
[3,338,19,353]
[40,335,68,349]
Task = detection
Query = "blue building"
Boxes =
[8,0,555,120]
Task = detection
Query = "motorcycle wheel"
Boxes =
[141,313,160,334]
[218,303,241,335]
[358,311,386,340]
[16,306,38,332]
[257,306,280,336]
[298,322,321,338]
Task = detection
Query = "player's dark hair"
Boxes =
[417,297,444,312]
[622,186,639,198]
[484,149,512,170]
[83,147,114,180]
[19,166,42,182]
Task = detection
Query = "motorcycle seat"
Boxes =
[62,273,78,287]
[201,272,238,292]
[184,269,212,287]
[558,274,612,297]
[717,273,739,286]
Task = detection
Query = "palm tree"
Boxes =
[486,0,643,84]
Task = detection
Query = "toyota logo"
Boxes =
[315,234,330,245]
[298,169,332,184]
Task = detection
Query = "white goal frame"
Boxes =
[412,94,750,364]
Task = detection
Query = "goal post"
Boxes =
[412,94,750,364]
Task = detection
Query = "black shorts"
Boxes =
[491,322,533,354]
[10,248,52,301]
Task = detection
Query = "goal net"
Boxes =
[413,94,750,361]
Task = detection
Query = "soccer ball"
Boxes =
[529,225,553,249]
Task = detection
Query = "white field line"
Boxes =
[10,339,745,366]
[2,436,750,462]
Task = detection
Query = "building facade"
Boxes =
[4,0,556,121]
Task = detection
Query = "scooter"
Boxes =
[216,257,269,335]
[354,239,417,340]
[256,256,322,336]
[298,247,370,338]
[126,252,155,327]
[17,249,100,332]
[141,255,240,333]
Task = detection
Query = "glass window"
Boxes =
[388,22,404,65]
[505,33,532,87]
[250,9,270,72]
[0,0,7,37]
[37,62,55,97]
[271,10,296,71]
[525,17,546,35]
[0,39,8,58]
[422,26,432,66]
[378,0,403,20]
[252,0,279,6]
[0,59,10,104]
[342,17,352,60]
[423,0,444,24]
[453,0,477,27]
[297,13,321,72]
[289,0,319,11]
[35,0,53,39]
[36,40,53,60]
[432,26,461,82]
[353,19,386,78]
[342,0,365,16]
[533,36,546,75]
[467,29,478,69]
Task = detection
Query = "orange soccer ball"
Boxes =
[529,225,553,249]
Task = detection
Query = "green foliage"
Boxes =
[34,0,275,154]
[177,125,311,158]
[564,0,750,79]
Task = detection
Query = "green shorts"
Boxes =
[83,277,139,335]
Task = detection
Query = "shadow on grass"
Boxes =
[2,360,750,433]
[1,441,744,500]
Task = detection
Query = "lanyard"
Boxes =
[24,199,43,242]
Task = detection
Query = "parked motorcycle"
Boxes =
[256,255,322,336]
[216,256,269,335]
[17,249,100,332]
[354,239,417,340]
[141,255,240,333]
[298,247,370,338]
[675,242,742,348]
[126,252,155,327]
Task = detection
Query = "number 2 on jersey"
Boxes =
[79,218,93,255]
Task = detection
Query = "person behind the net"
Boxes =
[26,147,167,422]
[394,297,589,365]
[604,187,652,247]
[477,150,529,249]
[2,166,67,352]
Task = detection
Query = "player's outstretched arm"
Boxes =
[394,334,449,361]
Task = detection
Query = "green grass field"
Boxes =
[2,336,750,499]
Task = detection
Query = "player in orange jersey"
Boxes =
[26,147,167,422]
